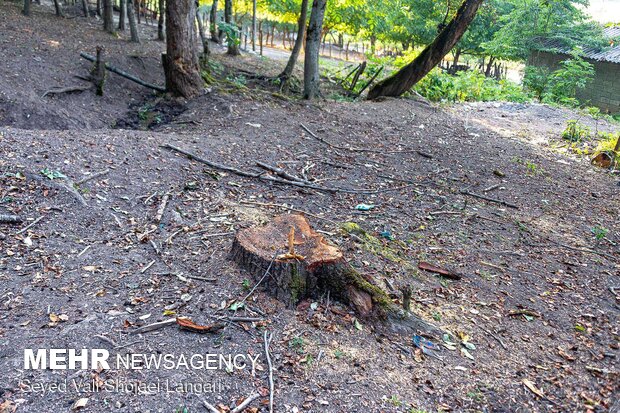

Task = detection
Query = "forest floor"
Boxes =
[0,2,619,413]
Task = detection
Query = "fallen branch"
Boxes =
[200,398,220,413]
[41,84,91,98]
[231,393,261,413]
[162,144,406,194]
[155,193,170,223]
[263,330,274,413]
[0,214,22,224]
[75,169,110,185]
[418,261,462,280]
[79,52,166,92]
[460,190,518,209]
[255,161,311,184]
[16,216,44,235]
[131,318,176,334]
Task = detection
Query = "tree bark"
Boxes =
[303,0,327,99]
[450,47,461,74]
[23,0,31,16]
[103,0,114,33]
[277,0,308,89]
[209,0,220,42]
[224,0,239,55]
[53,0,63,16]
[82,0,89,17]
[127,0,140,42]
[163,0,203,98]
[157,0,165,40]
[367,0,484,99]
[252,0,257,51]
[485,56,495,77]
[196,1,209,55]
[118,0,126,31]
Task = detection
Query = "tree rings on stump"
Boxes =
[230,214,382,315]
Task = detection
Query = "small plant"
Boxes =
[333,349,344,359]
[543,51,595,106]
[562,120,590,142]
[591,225,609,242]
[386,395,402,407]
[288,337,305,353]
[226,74,247,88]
[218,22,240,47]
[241,279,251,291]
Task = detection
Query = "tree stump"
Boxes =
[231,214,388,316]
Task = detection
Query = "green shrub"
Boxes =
[523,66,549,100]
[413,69,531,103]
[562,120,590,142]
[543,52,595,106]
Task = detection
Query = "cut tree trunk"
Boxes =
[367,0,484,99]
[303,0,327,99]
[91,46,106,96]
[103,0,114,33]
[127,0,140,42]
[163,0,203,98]
[230,214,444,337]
[277,0,308,91]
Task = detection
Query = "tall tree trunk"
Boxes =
[485,56,495,77]
[303,0,327,99]
[103,0,114,32]
[53,0,63,16]
[82,0,89,16]
[96,0,101,16]
[127,0,140,42]
[118,0,126,30]
[209,0,219,42]
[157,0,165,40]
[23,0,31,16]
[196,1,209,55]
[224,0,239,55]
[163,0,203,98]
[251,0,257,51]
[450,47,461,74]
[367,0,484,99]
[277,0,308,88]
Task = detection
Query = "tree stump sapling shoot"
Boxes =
[231,214,443,336]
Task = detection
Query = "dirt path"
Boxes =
[0,3,619,413]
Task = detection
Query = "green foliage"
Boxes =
[591,225,609,241]
[413,69,530,103]
[523,66,549,100]
[543,53,595,106]
[218,22,240,46]
[562,120,590,142]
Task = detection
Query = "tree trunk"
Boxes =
[209,0,219,42]
[103,0,114,32]
[450,47,461,74]
[485,56,495,77]
[118,0,126,30]
[303,0,327,99]
[92,46,106,96]
[96,0,101,16]
[224,0,239,55]
[23,0,31,16]
[367,0,484,99]
[163,0,203,98]
[127,0,140,42]
[53,0,63,16]
[251,0,257,51]
[82,0,89,16]
[196,1,209,55]
[277,0,308,89]
[157,0,165,40]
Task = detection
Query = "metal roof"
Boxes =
[536,25,620,64]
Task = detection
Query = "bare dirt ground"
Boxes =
[1,2,619,413]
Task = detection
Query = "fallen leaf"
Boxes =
[418,261,462,280]
[522,378,544,398]
[72,398,89,410]
[176,318,225,334]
